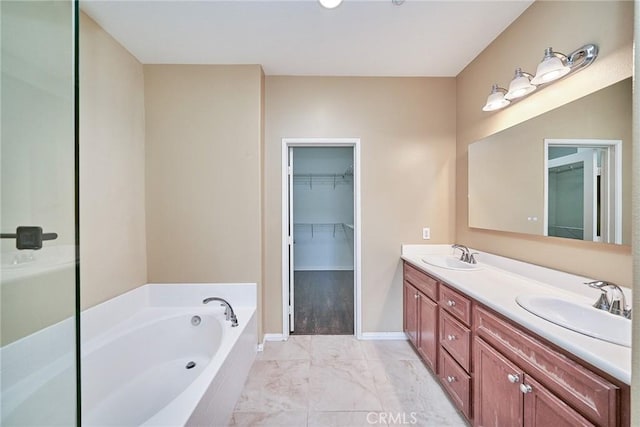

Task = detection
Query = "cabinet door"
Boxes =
[522,376,595,427]
[403,282,418,346]
[417,293,438,372]
[474,338,523,427]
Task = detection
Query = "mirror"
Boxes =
[468,78,632,245]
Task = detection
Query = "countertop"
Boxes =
[401,244,631,385]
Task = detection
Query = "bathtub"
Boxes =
[82,283,257,426]
[1,283,257,426]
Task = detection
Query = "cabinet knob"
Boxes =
[507,374,520,383]
[519,383,533,394]
[447,300,456,307]
[446,376,457,383]
[447,334,456,341]
[414,293,419,299]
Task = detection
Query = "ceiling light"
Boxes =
[482,43,598,112]
[319,0,343,9]
[505,68,536,100]
[482,84,510,112]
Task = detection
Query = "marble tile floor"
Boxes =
[230,335,469,427]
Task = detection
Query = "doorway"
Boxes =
[281,139,361,338]
[544,139,622,244]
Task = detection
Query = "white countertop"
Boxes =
[401,244,631,385]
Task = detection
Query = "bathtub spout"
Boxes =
[203,297,238,327]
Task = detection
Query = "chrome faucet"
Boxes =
[451,244,479,264]
[203,297,239,327]
[584,281,631,319]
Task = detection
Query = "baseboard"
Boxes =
[262,333,287,345]
[359,332,408,340]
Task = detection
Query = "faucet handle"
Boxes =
[469,252,479,264]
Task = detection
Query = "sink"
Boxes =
[516,294,631,347]
[421,255,482,271]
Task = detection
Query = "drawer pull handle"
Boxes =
[447,300,456,307]
[446,376,457,383]
[519,384,533,394]
[507,374,520,383]
[447,334,456,341]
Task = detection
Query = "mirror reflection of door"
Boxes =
[544,139,622,244]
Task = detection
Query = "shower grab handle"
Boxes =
[1,226,58,250]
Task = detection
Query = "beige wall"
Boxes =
[456,1,634,286]
[144,65,264,330]
[264,77,457,334]
[79,13,148,309]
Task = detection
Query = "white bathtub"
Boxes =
[1,283,257,427]
[82,283,257,427]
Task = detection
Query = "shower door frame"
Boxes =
[280,138,362,339]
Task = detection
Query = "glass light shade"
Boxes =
[505,69,536,100]
[531,50,570,85]
[482,85,510,111]
[319,0,342,8]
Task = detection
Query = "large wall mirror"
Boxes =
[468,77,632,245]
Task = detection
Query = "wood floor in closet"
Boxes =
[292,270,354,335]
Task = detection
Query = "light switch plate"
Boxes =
[422,227,431,240]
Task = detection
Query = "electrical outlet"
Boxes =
[422,227,431,240]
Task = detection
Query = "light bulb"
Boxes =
[319,0,343,9]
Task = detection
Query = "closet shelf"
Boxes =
[293,173,353,189]
[294,223,349,238]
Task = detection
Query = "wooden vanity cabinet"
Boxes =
[474,337,594,427]
[474,305,623,427]
[403,263,439,372]
[438,285,473,420]
[403,260,629,427]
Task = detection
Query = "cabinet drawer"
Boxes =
[440,310,471,372]
[439,285,472,326]
[439,349,471,420]
[403,262,438,301]
[474,305,618,426]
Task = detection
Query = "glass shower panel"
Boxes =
[1,1,78,425]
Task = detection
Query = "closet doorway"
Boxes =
[281,139,361,338]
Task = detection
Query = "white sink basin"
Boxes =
[421,255,482,271]
[516,294,631,348]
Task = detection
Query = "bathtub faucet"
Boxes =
[203,297,239,327]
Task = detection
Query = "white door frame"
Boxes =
[543,138,623,244]
[281,138,362,339]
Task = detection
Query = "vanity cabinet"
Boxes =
[402,260,630,427]
[438,285,473,419]
[474,305,621,427]
[403,263,439,373]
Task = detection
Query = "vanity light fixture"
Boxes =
[482,43,598,112]
[319,0,343,9]
[482,84,510,112]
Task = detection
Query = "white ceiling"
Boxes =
[81,0,533,77]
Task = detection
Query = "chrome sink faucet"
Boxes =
[451,244,479,264]
[584,281,631,319]
[203,296,239,327]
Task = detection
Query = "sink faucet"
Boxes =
[584,281,631,319]
[203,297,239,327]
[451,244,478,264]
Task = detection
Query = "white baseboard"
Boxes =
[262,333,287,345]
[359,332,408,340]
